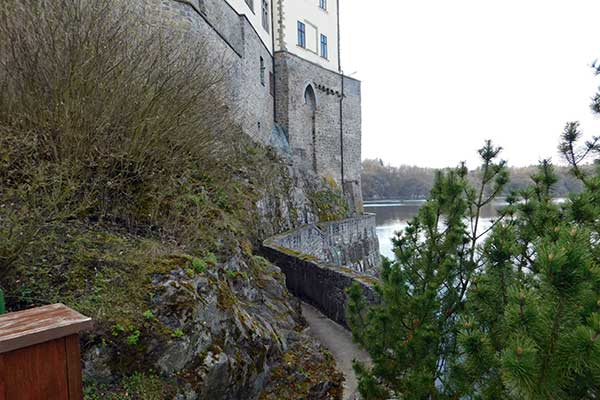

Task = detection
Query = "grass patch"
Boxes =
[84,372,176,400]
[308,182,350,222]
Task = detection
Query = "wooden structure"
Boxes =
[0,304,92,400]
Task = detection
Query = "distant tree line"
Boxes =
[362,159,586,200]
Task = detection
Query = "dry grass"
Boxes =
[0,0,244,234]
[0,0,246,269]
[0,0,235,217]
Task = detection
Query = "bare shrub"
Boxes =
[0,0,236,226]
[0,0,249,279]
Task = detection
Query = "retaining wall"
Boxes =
[262,214,380,327]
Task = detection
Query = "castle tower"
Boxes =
[272,0,363,212]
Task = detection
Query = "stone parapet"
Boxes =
[268,214,380,274]
[262,214,381,327]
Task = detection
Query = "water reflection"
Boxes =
[365,201,501,260]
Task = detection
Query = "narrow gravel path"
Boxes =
[301,303,372,400]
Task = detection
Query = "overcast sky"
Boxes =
[340,0,600,168]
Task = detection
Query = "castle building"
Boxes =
[140,0,363,210]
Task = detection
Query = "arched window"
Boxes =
[303,85,318,172]
[304,85,317,111]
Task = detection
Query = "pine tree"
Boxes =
[348,71,600,399]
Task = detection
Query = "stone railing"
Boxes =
[268,214,380,275]
[319,214,380,274]
[262,214,380,327]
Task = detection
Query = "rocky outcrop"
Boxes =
[78,161,351,399]
[254,159,351,240]
[83,251,343,399]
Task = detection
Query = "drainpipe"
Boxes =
[337,0,345,193]
[340,74,345,192]
[270,0,277,123]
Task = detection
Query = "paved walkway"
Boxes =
[301,302,372,400]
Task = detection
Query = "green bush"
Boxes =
[349,135,600,399]
[192,258,208,274]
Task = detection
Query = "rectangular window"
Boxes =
[245,0,254,12]
[260,57,265,86]
[297,21,306,48]
[262,0,269,33]
[269,72,274,96]
[319,0,327,10]
[320,34,328,59]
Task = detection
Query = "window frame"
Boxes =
[260,57,265,86]
[320,34,328,59]
[319,0,327,11]
[261,0,270,33]
[297,21,306,48]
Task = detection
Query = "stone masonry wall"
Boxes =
[319,215,379,274]
[274,51,363,208]
[262,214,380,326]
[136,0,274,143]
[262,240,379,327]
[341,76,363,212]
[268,214,380,275]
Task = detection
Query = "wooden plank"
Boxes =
[3,338,69,400]
[0,304,92,354]
[0,355,6,400]
[65,335,84,400]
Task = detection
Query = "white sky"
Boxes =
[340,0,600,168]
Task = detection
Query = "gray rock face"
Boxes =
[83,345,113,384]
[143,256,296,399]
[255,162,324,238]
[81,249,341,399]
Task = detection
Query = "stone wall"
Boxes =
[262,214,380,326]
[267,214,380,275]
[274,51,363,208]
[341,76,363,212]
[136,0,275,143]
[319,215,380,273]
[262,240,379,327]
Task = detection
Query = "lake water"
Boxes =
[364,201,500,259]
